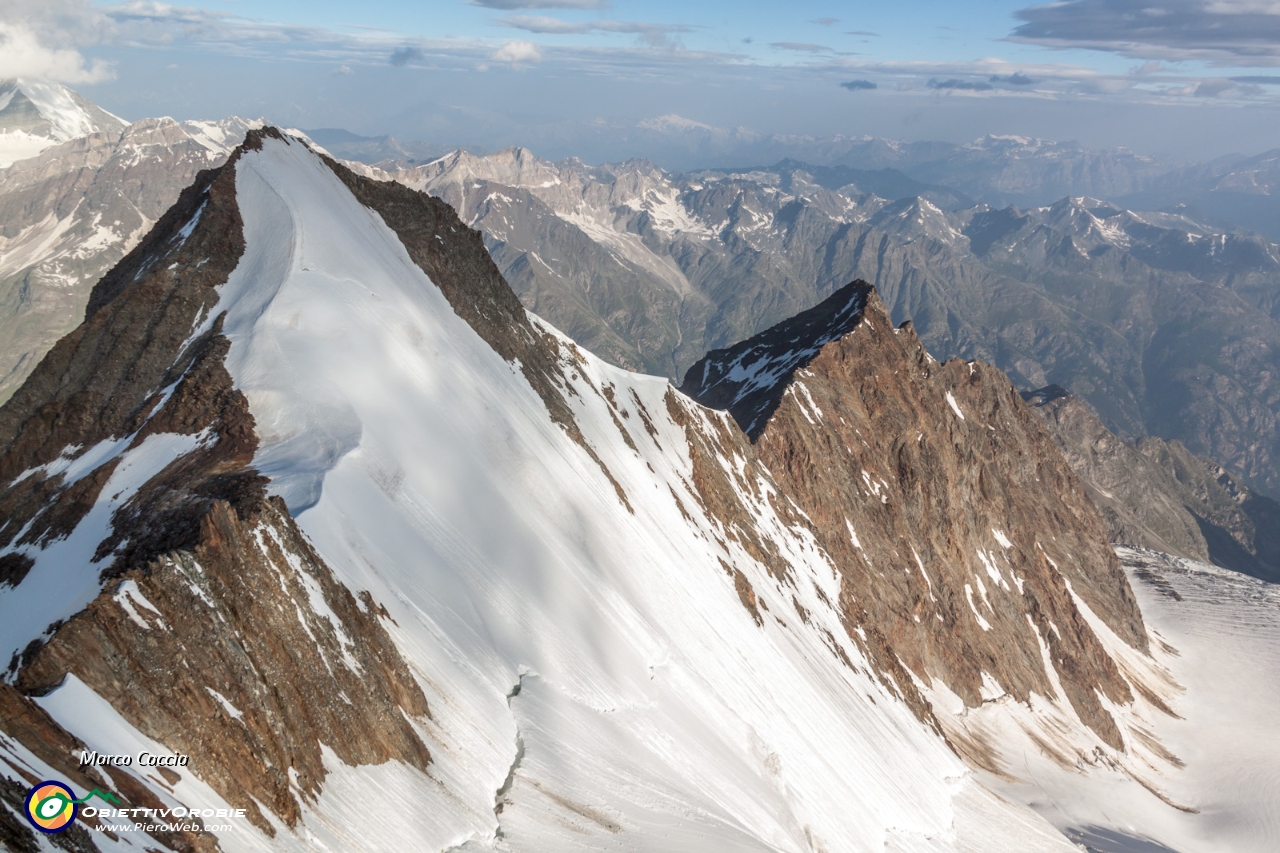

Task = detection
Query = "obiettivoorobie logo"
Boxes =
[24,781,119,834]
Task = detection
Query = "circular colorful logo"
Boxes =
[25,781,78,834]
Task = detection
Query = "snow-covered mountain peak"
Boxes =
[0,79,127,167]
[867,195,967,246]
[968,133,1044,151]
[0,128,1182,851]
[681,282,872,435]
[638,113,718,133]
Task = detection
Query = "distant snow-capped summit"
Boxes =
[0,79,127,167]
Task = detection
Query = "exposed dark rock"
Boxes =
[680,282,871,437]
[0,553,33,588]
[684,281,1148,749]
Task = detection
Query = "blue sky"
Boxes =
[3,1,1279,164]
[190,0,1064,63]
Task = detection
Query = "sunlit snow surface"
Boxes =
[0,79,126,167]
[960,548,1280,853]
[130,136,1072,851]
[26,136,1280,853]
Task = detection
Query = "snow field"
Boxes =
[938,547,1280,853]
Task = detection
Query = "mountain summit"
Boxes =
[0,79,126,167]
[0,129,1182,852]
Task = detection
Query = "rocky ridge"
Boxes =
[0,129,1180,851]
[357,150,1280,499]
[683,283,1150,751]
[1025,385,1280,582]
[0,129,431,846]
[0,113,260,403]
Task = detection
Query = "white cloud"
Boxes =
[490,39,542,64]
[0,22,112,83]
[1204,1,1280,12]
[0,0,114,83]
[496,14,690,46]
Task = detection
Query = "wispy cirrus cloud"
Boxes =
[770,42,832,53]
[468,0,609,8]
[1010,0,1280,65]
[103,1,343,47]
[12,0,1280,118]
[494,14,691,47]
[823,55,1280,105]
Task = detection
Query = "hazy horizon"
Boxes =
[3,1,1280,168]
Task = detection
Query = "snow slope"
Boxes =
[0,79,126,167]
[29,135,1085,851]
[939,547,1280,853]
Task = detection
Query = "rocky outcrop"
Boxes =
[17,499,432,833]
[1026,385,1280,582]
[683,282,1148,750]
[0,113,257,404]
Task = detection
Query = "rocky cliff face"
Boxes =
[1026,385,1280,582]
[682,283,1149,751]
[0,130,1176,852]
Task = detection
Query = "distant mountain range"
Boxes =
[1026,384,1280,582]
[5,81,1280,503]
[317,120,1280,238]
[0,109,260,402]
